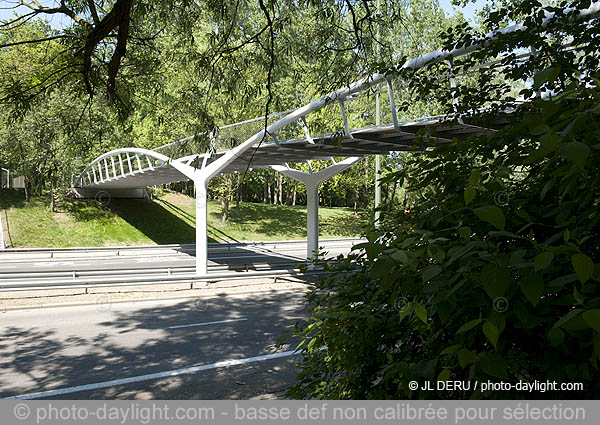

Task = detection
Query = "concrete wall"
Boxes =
[11,176,25,189]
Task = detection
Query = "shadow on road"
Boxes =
[0,291,309,399]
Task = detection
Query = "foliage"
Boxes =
[1,1,454,213]
[287,0,600,399]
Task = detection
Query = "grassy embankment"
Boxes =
[0,189,369,247]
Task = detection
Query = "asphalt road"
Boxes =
[0,292,308,399]
[0,239,360,275]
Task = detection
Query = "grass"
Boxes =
[0,188,370,248]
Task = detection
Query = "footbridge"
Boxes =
[73,3,600,275]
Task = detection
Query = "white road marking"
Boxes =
[33,262,91,267]
[2,350,297,400]
[0,266,17,269]
[168,318,248,329]
[210,254,301,261]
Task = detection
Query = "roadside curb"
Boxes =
[0,285,311,312]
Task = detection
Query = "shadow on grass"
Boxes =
[320,209,370,237]
[159,199,240,243]
[107,199,209,244]
[215,203,307,238]
[62,199,113,221]
[0,189,27,209]
[215,202,368,239]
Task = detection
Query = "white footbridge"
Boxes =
[73,3,599,275]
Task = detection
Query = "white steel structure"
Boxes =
[74,2,600,275]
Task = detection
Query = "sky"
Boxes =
[439,0,490,20]
[0,0,68,28]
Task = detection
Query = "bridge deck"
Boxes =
[79,117,506,190]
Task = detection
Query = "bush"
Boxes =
[287,1,600,399]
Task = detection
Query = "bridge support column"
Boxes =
[272,157,362,261]
[195,178,209,275]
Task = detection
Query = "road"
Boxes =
[0,238,360,274]
[0,292,308,400]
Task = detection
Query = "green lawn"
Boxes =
[0,189,370,247]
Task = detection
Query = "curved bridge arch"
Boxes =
[75,148,199,189]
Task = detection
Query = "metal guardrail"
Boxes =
[0,267,326,292]
[0,237,362,256]
[0,260,302,280]
[0,238,360,292]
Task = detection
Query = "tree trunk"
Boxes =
[277,174,283,205]
[235,174,241,207]
[221,175,233,223]
[292,188,297,206]
[264,172,271,204]
[221,197,229,224]
[285,178,292,205]
[50,179,55,212]
[16,139,29,201]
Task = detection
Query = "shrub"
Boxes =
[287,1,600,399]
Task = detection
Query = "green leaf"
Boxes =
[427,244,446,262]
[554,309,582,329]
[482,321,499,348]
[583,310,600,333]
[390,249,408,263]
[474,206,505,230]
[457,318,482,334]
[481,264,511,300]
[464,187,476,205]
[538,132,561,154]
[540,179,553,201]
[572,254,594,284]
[437,369,451,382]
[520,272,544,307]
[414,303,428,324]
[534,252,554,272]
[458,226,471,241]
[479,352,508,379]
[533,66,561,89]
[422,265,442,282]
[468,169,481,186]
[561,142,590,168]
[546,328,564,346]
[440,344,461,355]
[526,133,561,163]
[458,348,475,368]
